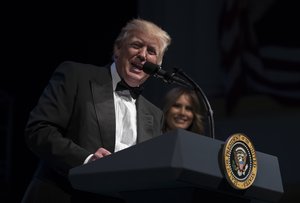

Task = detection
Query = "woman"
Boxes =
[162,87,205,134]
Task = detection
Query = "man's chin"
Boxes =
[126,75,148,86]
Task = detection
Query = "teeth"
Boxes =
[174,118,186,123]
[132,65,142,70]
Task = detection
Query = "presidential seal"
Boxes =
[222,133,257,190]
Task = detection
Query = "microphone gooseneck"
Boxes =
[143,62,192,88]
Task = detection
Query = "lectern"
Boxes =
[69,129,284,202]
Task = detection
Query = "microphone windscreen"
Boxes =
[142,62,159,75]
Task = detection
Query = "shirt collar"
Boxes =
[111,62,121,91]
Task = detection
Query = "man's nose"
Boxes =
[137,47,147,60]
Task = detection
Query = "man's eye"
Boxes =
[131,43,141,49]
[147,49,157,55]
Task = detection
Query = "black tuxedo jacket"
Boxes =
[22,61,163,203]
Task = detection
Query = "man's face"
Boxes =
[114,31,161,87]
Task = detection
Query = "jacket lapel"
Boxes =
[91,81,116,153]
[136,97,155,143]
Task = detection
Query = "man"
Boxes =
[21,18,171,203]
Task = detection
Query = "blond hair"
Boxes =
[114,18,171,64]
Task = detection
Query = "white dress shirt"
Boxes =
[111,63,137,152]
[84,63,138,164]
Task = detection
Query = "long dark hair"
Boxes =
[162,87,205,134]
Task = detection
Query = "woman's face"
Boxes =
[166,93,194,131]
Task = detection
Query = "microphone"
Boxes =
[143,61,191,88]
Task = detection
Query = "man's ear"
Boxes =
[114,46,120,59]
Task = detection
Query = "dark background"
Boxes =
[1,2,138,202]
[1,1,300,202]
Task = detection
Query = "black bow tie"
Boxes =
[116,80,143,99]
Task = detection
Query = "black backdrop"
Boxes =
[2,1,300,202]
[1,2,137,202]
